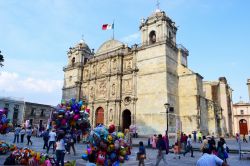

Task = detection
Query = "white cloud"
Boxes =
[121,32,140,44]
[0,71,63,93]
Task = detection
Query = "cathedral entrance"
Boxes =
[95,107,104,126]
[122,109,131,131]
[239,119,248,135]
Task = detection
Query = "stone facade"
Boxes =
[0,97,25,126]
[0,98,54,128]
[62,10,230,136]
[203,77,233,136]
[23,102,55,128]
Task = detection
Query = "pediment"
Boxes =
[96,39,124,56]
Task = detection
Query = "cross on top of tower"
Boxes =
[156,0,160,10]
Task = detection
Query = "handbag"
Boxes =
[224,151,228,159]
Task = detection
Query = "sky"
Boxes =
[0,0,250,105]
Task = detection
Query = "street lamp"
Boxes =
[164,103,170,132]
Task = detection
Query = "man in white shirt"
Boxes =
[197,140,228,166]
[47,129,57,154]
[183,134,194,157]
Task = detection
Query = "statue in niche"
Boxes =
[100,63,106,74]
[125,80,131,91]
[111,83,116,95]
[99,81,107,97]
[109,109,113,122]
[90,87,94,98]
[84,70,89,78]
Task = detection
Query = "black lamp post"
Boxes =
[164,103,170,132]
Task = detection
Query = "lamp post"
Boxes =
[164,103,170,132]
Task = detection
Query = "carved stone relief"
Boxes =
[99,62,107,74]
[98,81,107,98]
[89,86,95,99]
[91,64,96,76]
[124,79,132,91]
[126,59,132,69]
[84,69,89,79]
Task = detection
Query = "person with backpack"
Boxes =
[42,129,50,149]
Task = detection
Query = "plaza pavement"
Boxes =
[0,133,250,166]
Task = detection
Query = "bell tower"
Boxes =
[62,40,93,100]
[140,9,177,46]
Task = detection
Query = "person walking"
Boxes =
[13,125,21,143]
[137,141,146,166]
[236,133,240,142]
[198,131,202,143]
[20,127,25,143]
[152,134,157,149]
[155,134,167,166]
[47,129,57,154]
[197,140,229,166]
[217,138,228,163]
[42,129,50,149]
[65,132,76,155]
[183,134,194,157]
[26,127,33,145]
[163,130,169,154]
[243,134,248,143]
[55,134,66,166]
[192,131,197,143]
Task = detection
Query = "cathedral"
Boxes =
[62,9,233,136]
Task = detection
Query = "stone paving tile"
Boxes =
[0,133,250,166]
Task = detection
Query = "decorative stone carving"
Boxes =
[98,81,107,98]
[124,96,131,105]
[90,86,94,99]
[84,69,89,78]
[124,79,131,91]
[99,63,107,74]
[126,59,132,69]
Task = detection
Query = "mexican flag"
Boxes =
[102,23,114,30]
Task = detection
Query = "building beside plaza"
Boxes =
[62,9,233,136]
[0,97,54,128]
[0,97,25,127]
[232,79,250,135]
[203,77,233,137]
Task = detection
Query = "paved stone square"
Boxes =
[0,133,250,165]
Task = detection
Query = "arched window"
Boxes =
[149,31,156,44]
[71,57,75,65]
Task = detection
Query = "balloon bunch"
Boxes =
[4,147,56,166]
[0,108,12,134]
[82,124,131,165]
[51,98,91,133]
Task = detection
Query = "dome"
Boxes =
[95,39,124,56]
[77,39,90,51]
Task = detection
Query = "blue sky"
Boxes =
[0,0,249,105]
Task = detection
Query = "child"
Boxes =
[137,141,146,166]
[173,142,181,159]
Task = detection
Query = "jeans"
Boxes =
[56,150,65,166]
[43,139,49,149]
[13,134,19,143]
[184,145,194,157]
[155,151,167,166]
[21,134,25,143]
[67,143,76,155]
[27,135,32,145]
[47,141,55,153]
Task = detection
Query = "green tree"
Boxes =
[0,50,4,67]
